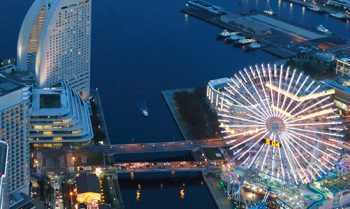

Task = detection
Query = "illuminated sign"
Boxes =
[264,138,281,148]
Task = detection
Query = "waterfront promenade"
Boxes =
[162,89,232,209]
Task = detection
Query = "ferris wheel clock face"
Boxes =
[218,64,344,184]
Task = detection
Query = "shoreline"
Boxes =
[162,88,232,209]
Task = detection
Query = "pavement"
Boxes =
[203,171,234,209]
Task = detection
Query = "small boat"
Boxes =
[217,30,239,39]
[307,6,322,12]
[263,7,277,16]
[330,12,345,19]
[234,38,256,46]
[225,34,244,43]
[316,24,332,35]
[142,109,149,117]
[136,98,149,117]
[243,42,267,50]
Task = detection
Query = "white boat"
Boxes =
[142,109,149,117]
[244,42,266,50]
[226,34,244,42]
[263,7,277,16]
[235,38,256,46]
[217,30,239,39]
[330,12,345,19]
[316,24,332,35]
[136,98,149,117]
[308,6,321,12]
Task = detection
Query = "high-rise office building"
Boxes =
[0,141,9,209]
[17,0,92,98]
[0,77,31,195]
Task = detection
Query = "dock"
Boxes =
[284,0,350,20]
[181,0,346,59]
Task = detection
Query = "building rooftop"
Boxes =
[40,94,61,109]
[0,76,25,97]
[9,192,32,209]
[31,85,69,116]
[76,174,100,194]
[322,79,350,95]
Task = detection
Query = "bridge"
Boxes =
[107,138,229,154]
[37,138,230,154]
[70,160,226,174]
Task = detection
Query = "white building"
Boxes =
[0,77,31,195]
[17,0,92,99]
[206,77,229,107]
[30,82,93,148]
[0,141,8,209]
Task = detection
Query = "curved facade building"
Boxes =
[17,0,91,98]
[30,82,93,148]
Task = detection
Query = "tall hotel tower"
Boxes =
[0,77,31,196]
[17,0,91,98]
[0,141,9,209]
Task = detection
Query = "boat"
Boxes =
[330,12,345,19]
[316,24,332,35]
[263,7,277,16]
[136,98,149,117]
[142,109,149,117]
[217,30,239,39]
[225,34,244,43]
[307,6,322,12]
[234,38,256,46]
[243,42,267,50]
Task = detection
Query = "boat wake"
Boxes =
[136,98,149,117]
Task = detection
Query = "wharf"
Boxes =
[181,1,346,58]
[285,0,350,20]
[203,171,234,209]
[162,89,194,141]
[162,89,230,209]
[91,88,111,145]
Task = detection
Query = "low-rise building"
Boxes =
[206,77,229,108]
[336,58,350,75]
[29,82,93,148]
[76,174,101,207]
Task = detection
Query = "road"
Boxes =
[35,137,229,155]
[70,160,226,174]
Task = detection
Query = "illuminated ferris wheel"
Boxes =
[218,64,344,184]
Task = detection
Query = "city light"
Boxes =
[219,64,344,184]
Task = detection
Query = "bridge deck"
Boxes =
[72,160,226,173]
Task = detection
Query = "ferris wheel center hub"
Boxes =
[266,117,285,134]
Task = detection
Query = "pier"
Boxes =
[181,0,347,58]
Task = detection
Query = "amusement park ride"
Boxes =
[216,64,344,208]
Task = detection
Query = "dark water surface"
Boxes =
[0,0,348,208]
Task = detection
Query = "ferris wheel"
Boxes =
[218,64,344,184]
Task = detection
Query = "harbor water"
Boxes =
[0,0,349,208]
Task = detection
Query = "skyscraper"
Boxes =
[0,141,9,209]
[0,77,31,195]
[17,0,92,98]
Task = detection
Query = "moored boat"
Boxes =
[316,24,332,35]
[217,30,239,39]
